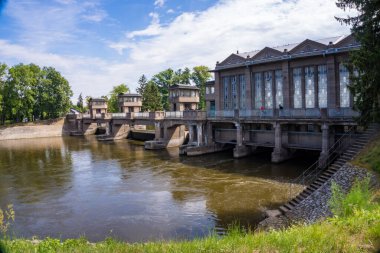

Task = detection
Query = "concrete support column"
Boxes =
[105,122,110,135]
[236,123,243,146]
[188,125,194,144]
[154,122,161,140]
[271,122,292,163]
[206,122,213,145]
[319,123,329,168]
[197,123,203,146]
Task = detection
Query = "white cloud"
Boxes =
[0,0,354,101]
[167,9,175,14]
[154,0,165,8]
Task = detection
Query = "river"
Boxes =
[0,136,314,242]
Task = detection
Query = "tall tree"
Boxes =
[336,0,380,122]
[151,69,175,110]
[107,84,129,113]
[41,67,73,119]
[136,75,148,96]
[142,82,163,112]
[191,66,212,110]
[0,63,8,124]
[76,93,84,112]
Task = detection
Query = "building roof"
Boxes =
[169,84,200,90]
[206,80,215,86]
[90,98,106,102]
[215,34,359,71]
[118,93,142,97]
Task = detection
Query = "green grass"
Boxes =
[353,134,380,173]
[1,181,379,253]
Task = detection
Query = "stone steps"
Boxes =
[278,123,380,215]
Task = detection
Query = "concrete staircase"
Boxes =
[279,123,380,214]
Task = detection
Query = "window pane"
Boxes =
[275,70,283,108]
[223,77,230,109]
[339,63,350,108]
[231,76,237,109]
[318,65,327,108]
[254,73,262,109]
[293,68,302,108]
[239,75,246,109]
[264,71,273,109]
[305,66,315,108]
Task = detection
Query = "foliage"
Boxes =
[135,75,148,96]
[142,82,163,111]
[336,0,380,122]
[191,66,212,110]
[0,204,15,237]
[151,68,176,110]
[0,63,72,124]
[76,93,84,113]
[1,179,379,252]
[107,84,129,113]
[329,178,374,217]
[353,134,380,173]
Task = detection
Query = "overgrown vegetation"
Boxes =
[353,135,380,174]
[0,204,15,236]
[1,178,378,253]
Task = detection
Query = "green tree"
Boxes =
[76,93,84,112]
[136,75,148,96]
[191,66,212,110]
[40,67,73,119]
[336,0,380,122]
[142,81,163,111]
[0,63,8,124]
[151,69,175,110]
[107,84,129,113]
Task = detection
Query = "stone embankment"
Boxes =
[0,118,70,141]
[257,163,377,230]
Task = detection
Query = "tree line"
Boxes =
[0,63,73,124]
[75,65,212,113]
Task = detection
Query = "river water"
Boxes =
[0,136,314,242]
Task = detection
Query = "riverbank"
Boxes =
[0,118,69,141]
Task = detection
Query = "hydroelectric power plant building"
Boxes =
[68,34,360,166]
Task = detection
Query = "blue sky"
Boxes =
[0,0,353,101]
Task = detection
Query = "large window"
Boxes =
[254,73,263,109]
[231,76,237,109]
[293,68,302,108]
[318,65,327,108]
[264,71,273,109]
[275,70,283,108]
[339,63,350,108]
[305,66,315,108]
[239,75,246,109]
[223,77,230,109]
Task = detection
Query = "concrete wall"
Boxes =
[0,118,71,141]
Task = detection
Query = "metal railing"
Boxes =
[82,114,91,119]
[165,111,183,119]
[328,108,360,118]
[288,125,356,197]
[134,112,150,118]
[111,113,127,119]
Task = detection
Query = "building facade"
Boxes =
[118,93,142,113]
[207,34,360,163]
[89,98,108,118]
[169,84,200,111]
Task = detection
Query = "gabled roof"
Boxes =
[288,39,327,54]
[216,34,359,70]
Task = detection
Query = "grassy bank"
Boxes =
[353,134,380,174]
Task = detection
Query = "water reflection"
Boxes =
[0,136,315,242]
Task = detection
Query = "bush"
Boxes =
[0,205,15,237]
[329,178,374,217]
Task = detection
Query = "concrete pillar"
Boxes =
[188,125,194,144]
[206,122,213,145]
[271,122,293,163]
[154,122,161,140]
[197,123,203,146]
[105,122,110,135]
[236,123,243,146]
[319,123,329,168]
